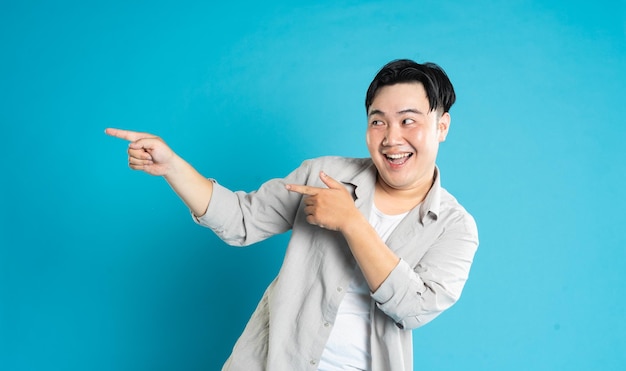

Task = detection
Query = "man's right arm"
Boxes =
[105,128,213,217]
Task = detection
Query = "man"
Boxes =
[106,59,478,371]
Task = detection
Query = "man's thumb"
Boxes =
[319,171,342,189]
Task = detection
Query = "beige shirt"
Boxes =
[194,156,479,371]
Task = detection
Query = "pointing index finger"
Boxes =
[105,128,153,142]
[286,184,320,196]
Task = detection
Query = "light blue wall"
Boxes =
[1,1,625,370]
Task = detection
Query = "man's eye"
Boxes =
[403,119,415,125]
[371,120,383,126]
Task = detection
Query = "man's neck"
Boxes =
[373,174,434,215]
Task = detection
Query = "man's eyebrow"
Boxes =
[368,109,384,117]
[368,108,424,117]
[398,108,424,115]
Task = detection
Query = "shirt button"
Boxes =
[324,322,330,327]
[336,286,343,292]
[310,359,317,366]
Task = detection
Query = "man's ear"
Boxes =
[438,112,451,142]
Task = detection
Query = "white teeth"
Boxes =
[385,153,411,159]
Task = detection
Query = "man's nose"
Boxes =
[383,124,403,145]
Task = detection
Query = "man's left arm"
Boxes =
[286,171,402,291]
[287,171,478,329]
[371,214,478,330]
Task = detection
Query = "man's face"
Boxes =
[366,82,450,192]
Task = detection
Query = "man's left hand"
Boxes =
[286,172,359,232]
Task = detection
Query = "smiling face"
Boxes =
[366,82,450,196]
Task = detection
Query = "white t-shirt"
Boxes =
[318,204,408,371]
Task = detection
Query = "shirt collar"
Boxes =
[418,166,442,225]
[345,160,442,225]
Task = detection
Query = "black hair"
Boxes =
[365,59,456,114]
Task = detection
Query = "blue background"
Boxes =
[1,1,625,370]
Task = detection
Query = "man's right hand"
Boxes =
[105,127,214,217]
[105,128,176,177]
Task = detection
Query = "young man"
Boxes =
[106,59,478,371]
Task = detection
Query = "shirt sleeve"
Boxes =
[371,212,478,330]
[192,161,313,246]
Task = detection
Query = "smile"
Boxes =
[384,152,413,165]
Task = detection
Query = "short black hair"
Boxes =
[365,59,456,114]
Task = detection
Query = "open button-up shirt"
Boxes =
[194,156,479,371]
